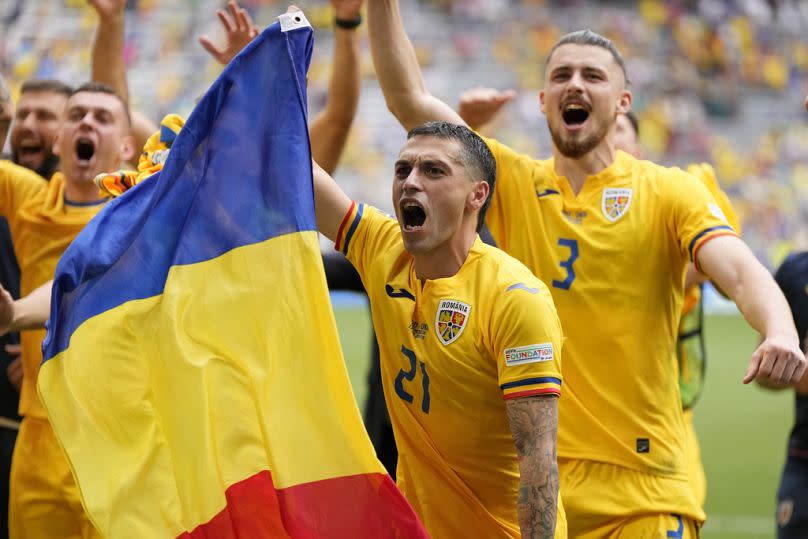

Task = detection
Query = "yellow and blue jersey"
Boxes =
[483,139,737,521]
[336,202,566,538]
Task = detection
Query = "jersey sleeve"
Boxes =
[334,202,400,286]
[663,167,739,270]
[0,161,47,222]
[480,136,537,253]
[686,162,741,234]
[489,279,564,400]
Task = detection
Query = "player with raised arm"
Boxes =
[88,0,158,156]
[367,2,806,535]
[315,120,566,538]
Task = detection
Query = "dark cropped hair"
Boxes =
[547,29,629,84]
[407,121,496,232]
[70,81,131,125]
[20,79,73,98]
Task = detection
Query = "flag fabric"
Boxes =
[39,14,427,539]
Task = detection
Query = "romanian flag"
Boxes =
[39,13,426,539]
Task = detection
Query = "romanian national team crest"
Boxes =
[435,299,471,345]
[601,188,632,222]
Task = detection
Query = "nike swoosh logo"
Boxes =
[506,282,539,294]
[536,189,560,198]
[385,284,415,301]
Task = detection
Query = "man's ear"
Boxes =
[617,90,632,114]
[468,180,490,212]
[539,90,546,115]
[119,134,137,163]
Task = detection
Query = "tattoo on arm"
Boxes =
[506,395,559,538]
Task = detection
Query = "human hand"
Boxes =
[457,87,517,131]
[744,335,807,385]
[5,347,21,393]
[331,0,363,21]
[199,1,261,66]
[87,0,126,20]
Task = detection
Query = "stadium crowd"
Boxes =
[0,0,806,538]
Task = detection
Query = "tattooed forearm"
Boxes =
[506,395,559,538]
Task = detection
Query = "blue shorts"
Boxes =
[777,456,808,539]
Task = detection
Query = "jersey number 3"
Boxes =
[395,345,431,413]
[552,238,579,290]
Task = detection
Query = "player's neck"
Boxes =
[412,229,476,283]
[553,142,616,195]
[63,174,106,204]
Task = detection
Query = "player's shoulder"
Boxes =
[478,243,553,300]
[482,136,552,171]
[0,159,47,186]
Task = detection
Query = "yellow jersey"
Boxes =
[483,140,736,517]
[336,202,566,538]
[0,162,108,419]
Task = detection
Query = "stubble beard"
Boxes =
[548,118,610,159]
[11,149,60,180]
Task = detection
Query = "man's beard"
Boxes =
[548,119,610,159]
[11,149,60,180]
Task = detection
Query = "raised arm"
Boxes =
[307,0,364,175]
[0,74,11,151]
[0,280,52,335]
[367,0,465,130]
[505,395,559,538]
[312,161,353,243]
[89,0,157,154]
[697,236,807,385]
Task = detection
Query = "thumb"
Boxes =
[743,351,762,384]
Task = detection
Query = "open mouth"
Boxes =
[75,138,96,163]
[562,103,589,126]
[401,202,426,231]
[18,141,43,157]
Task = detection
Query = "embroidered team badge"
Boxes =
[601,188,632,222]
[435,299,471,345]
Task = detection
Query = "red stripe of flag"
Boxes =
[179,470,428,539]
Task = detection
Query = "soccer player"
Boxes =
[766,252,808,538]
[367,3,807,535]
[763,94,808,539]
[2,82,135,539]
[314,119,565,538]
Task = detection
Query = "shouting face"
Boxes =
[392,135,488,255]
[541,43,631,158]
[11,90,68,178]
[54,91,135,185]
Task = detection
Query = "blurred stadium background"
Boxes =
[2,0,806,537]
